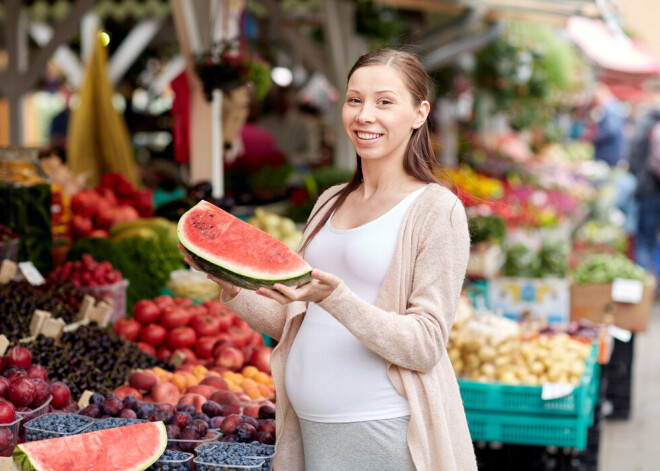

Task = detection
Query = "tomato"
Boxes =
[136,342,157,356]
[173,347,197,365]
[211,333,236,358]
[167,326,197,350]
[173,297,194,307]
[159,306,191,330]
[190,314,222,338]
[140,323,168,347]
[194,336,219,360]
[156,346,172,362]
[153,295,175,310]
[186,305,207,318]
[132,300,160,325]
[204,300,234,331]
[227,325,251,348]
[112,318,141,342]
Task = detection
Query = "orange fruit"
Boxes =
[193,365,208,379]
[245,385,263,400]
[242,366,259,379]
[253,372,271,385]
[171,373,187,393]
[183,372,199,387]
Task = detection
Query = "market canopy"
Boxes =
[566,16,660,75]
[376,0,616,26]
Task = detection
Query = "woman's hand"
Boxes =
[178,243,241,302]
[256,269,340,305]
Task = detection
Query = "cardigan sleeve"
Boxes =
[317,192,470,373]
[223,289,287,342]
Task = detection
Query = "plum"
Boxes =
[201,400,224,418]
[235,423,257,442]
[8,377,35,407]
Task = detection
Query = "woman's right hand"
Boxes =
[178,243,241,302]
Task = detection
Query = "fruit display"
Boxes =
[24,413,94,441]
[69,172,153,240]
[114,295,269,371]
[0,282,84,340]
[447,307,592,386]
[147,449,193,471]
[165,269,222,302]
[247,208,302,251]
[177,201,312,290]
[12,421,167,471]
[47,255,123,288]
[24,323,171,399]
[196,442,275,471]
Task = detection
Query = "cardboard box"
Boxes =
[570,279,656,332]
[487,277,570,325]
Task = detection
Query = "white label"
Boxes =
[608,325,633,343]
[17,262,45,286]
[542,382,574,400]
[611,278,644,304]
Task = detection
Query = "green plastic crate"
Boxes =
[465,402,595,450]
[458,342,599,415]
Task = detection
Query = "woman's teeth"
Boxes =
[357,132,380,140]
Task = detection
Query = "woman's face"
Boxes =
[342,65,428,164]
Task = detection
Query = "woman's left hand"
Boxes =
[256,269,340,304]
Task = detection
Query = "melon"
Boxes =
[12,421,167,471]
[177,201,312,290]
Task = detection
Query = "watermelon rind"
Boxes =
[177,201,312,290]
[182,246,312,290]
[12,421,167,471]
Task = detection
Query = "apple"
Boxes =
[177,393,206,413]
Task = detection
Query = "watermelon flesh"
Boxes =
[177,201,312,290]
[12,421,167,471]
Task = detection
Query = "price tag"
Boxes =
[0,260,17,284]
[611,278,644,304]
[78,390,95,409]
[41,318,66,341]
[29,310,51,337]
[0,335,9,356]
[78,295,96,321]
[608,325,633,343]
[17,262,45,286]
[541,382,574,400]
[169,350,186,367]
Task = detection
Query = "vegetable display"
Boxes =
[572,254,648,284]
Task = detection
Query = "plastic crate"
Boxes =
[458,343,599,416]
[466,402,595,450]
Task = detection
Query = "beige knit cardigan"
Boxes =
[225,183,478,470]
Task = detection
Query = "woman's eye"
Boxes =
[378,99,392,105]
[347,98,361,104]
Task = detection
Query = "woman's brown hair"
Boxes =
[300,48,447,252]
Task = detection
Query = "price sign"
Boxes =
[608,325,633,343]
[0,260,17,284]
[542,382,574,400]
[611,278,644,304]
[17,262,45,286]
[0,335,9,356]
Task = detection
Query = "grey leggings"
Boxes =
[298,416,416,471]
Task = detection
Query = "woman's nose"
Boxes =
[356,104,375,123]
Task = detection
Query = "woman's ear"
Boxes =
[413,100,431,129]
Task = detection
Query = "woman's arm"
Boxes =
[223,289,288,341]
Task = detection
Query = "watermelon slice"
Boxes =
[12,421,167,471]
[177,201,312,290]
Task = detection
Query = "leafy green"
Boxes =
[117,236,186,294]
[572,254,648,284]
[469,216,506,245]
[67,237,156,312]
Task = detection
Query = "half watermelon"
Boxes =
[177,201,312,290]
[12,421,167,471]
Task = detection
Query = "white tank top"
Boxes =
[285,186,426,422]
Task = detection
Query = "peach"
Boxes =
[151,382,181,405]
[214,346,245,371]
[175,364,195,374]
[209,366,230,376]
[177,393,206,413]
[183,373,199,388]
[185,385,215,399]
[171,373,187,393]
[128,370,159,393]
[113,385,143,401]
[192,365,208,379]
[200,376,229,391]
[243,403,260,418]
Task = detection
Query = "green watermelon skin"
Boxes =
[183,246,312,290]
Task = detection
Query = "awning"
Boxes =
[566,16,660,75]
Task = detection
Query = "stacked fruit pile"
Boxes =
[112,295,272,376]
